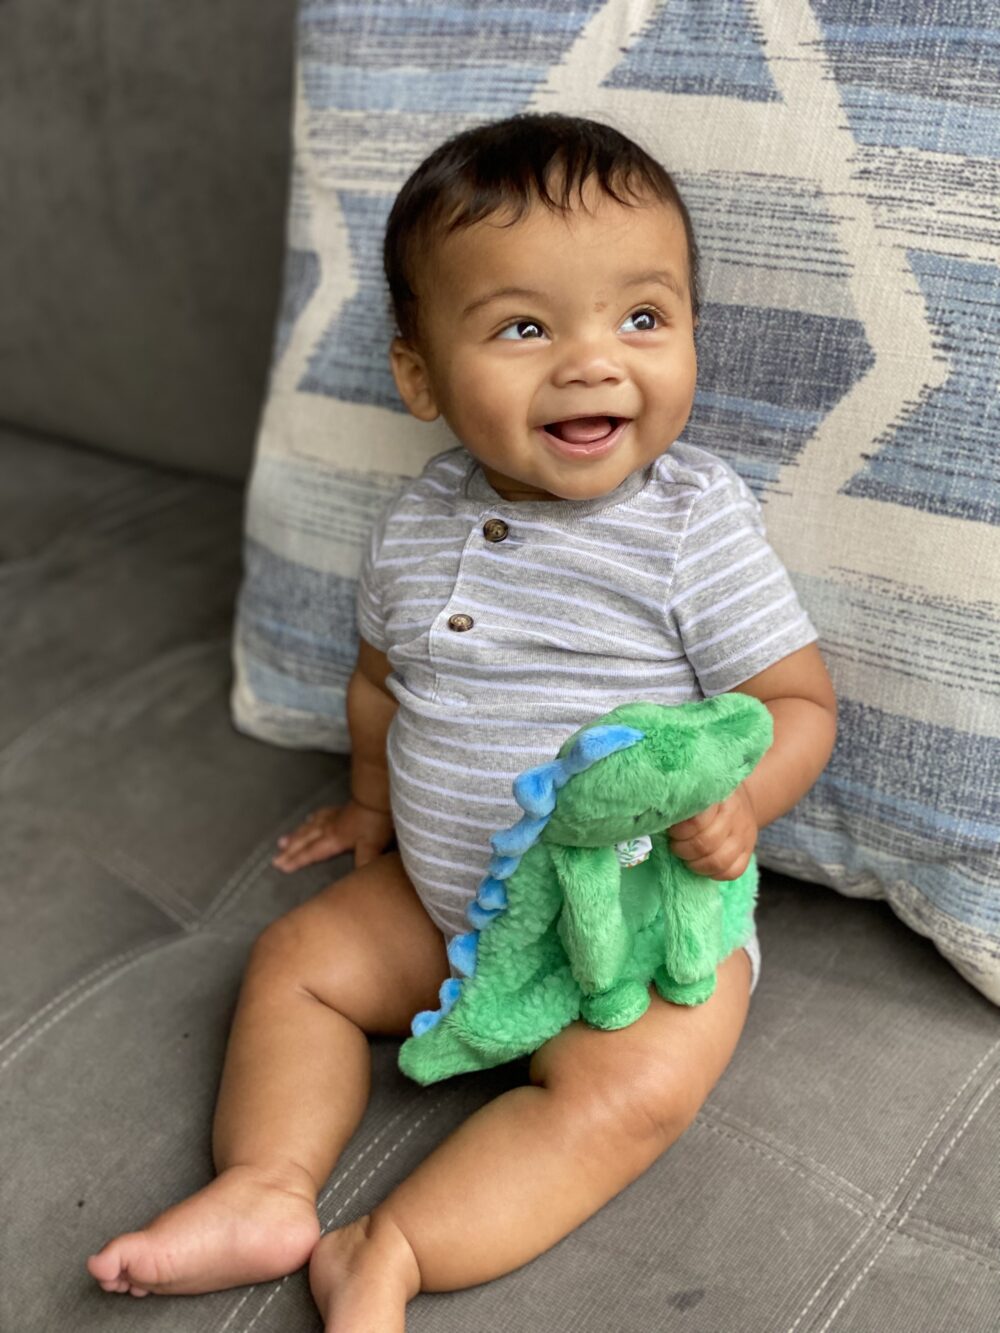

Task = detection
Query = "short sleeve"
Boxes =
[355,500,394,653]
[668,466,818,695]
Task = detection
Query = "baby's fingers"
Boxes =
[272,829,342,872]
[669,803,723,842]
[680,841,753,882]
[668,805,726,860]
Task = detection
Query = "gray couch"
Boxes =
[3,5,999,1331]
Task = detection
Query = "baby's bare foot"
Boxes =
[86,1162,321,1297]
[309,1212,420,1332]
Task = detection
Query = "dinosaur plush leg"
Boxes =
[580,979,650,1029]
[549,843,630,994]
[653,966,716,1007]
[653,841,723,995]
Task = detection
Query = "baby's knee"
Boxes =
[247,908,313,978]
[536,1050,703,1155]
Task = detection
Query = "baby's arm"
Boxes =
[668,642,837,880]
[350,637,398,816]
[272,637,398,871]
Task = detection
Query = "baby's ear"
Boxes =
[389,338,439,421]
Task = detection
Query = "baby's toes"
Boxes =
[88,1233,165,1295]
[97,1275,149,1297]
[96,1276,129,1294]
[87,1246,125,1285]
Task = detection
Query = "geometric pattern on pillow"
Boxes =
[233,0,1000,1002]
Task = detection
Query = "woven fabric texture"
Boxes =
[232,0,1000,1001]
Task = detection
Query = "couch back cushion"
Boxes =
[0,0,297,479]
[232,0,1000,1002]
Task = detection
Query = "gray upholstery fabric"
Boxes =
[2,429,998,1330]
[0,1,297,479]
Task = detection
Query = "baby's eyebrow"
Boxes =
[461,286,543,319]
[460,270,687,320]
[620,269,687,301]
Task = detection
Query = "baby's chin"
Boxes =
[535,459,646,503]
[510,468,636,504]
[477,437,657,503]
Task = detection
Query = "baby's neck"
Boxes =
[478,458,649,505]
[479,461,568,503]
[494,489,558,502]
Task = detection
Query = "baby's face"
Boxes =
[390,181,698,503]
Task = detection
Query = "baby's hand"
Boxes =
[667,786,759,882]
[272,800,395,873]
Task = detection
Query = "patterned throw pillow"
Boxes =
[232,0,1000,1002]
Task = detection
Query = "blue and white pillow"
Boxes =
[232,0,1000,1003]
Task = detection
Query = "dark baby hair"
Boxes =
[383,112,700,342]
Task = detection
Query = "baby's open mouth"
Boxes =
[544,416,625,444]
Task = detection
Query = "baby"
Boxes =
[88,113,837,1330]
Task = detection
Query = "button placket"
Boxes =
[432,514,515,695]
[443,517,510,634]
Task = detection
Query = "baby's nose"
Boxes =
[551,338,625,388]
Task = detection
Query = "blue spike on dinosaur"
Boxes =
[565,724,646,771]
[467,900,503,929]
[476,878,508,912]
[410,1009,440,1037]
[490,814,549,858]
[511,762,563,817]
[409,977,463,1036]
[447,930,480,978]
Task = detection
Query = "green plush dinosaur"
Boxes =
[398,694,773,1086]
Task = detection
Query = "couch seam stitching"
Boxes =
[0,925,249,1069]
[694,1120,871,1219]
[891,1223,1000,1274]
[217,1095,458,1333]
[0,938,176,1070]
[212,1100,419,1333]
[701,1102,875,1202]
[790,1047,1000,1332]
[78,843,200,931]
[899,1212,1000,1260]
[785,1223,879,1333]
[199,778,346,926]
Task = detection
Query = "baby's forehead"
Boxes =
[420,192,691,297]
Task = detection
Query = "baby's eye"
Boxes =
[620,308,660,333]
[497,319,546,341]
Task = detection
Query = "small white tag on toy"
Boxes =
[614,835,653,869]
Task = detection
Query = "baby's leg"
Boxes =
[310,950,751,1331]
[87,851,448,1298]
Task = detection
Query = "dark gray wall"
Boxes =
[0,0,299,479]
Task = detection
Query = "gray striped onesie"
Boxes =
[357,440,818,990]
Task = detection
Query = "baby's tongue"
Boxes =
[550,416,614,444]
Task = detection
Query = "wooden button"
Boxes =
[447,613,474,632]
[483,518,509,542]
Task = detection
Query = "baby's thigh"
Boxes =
[529,949,752,1142]
[253,851,450,1037]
